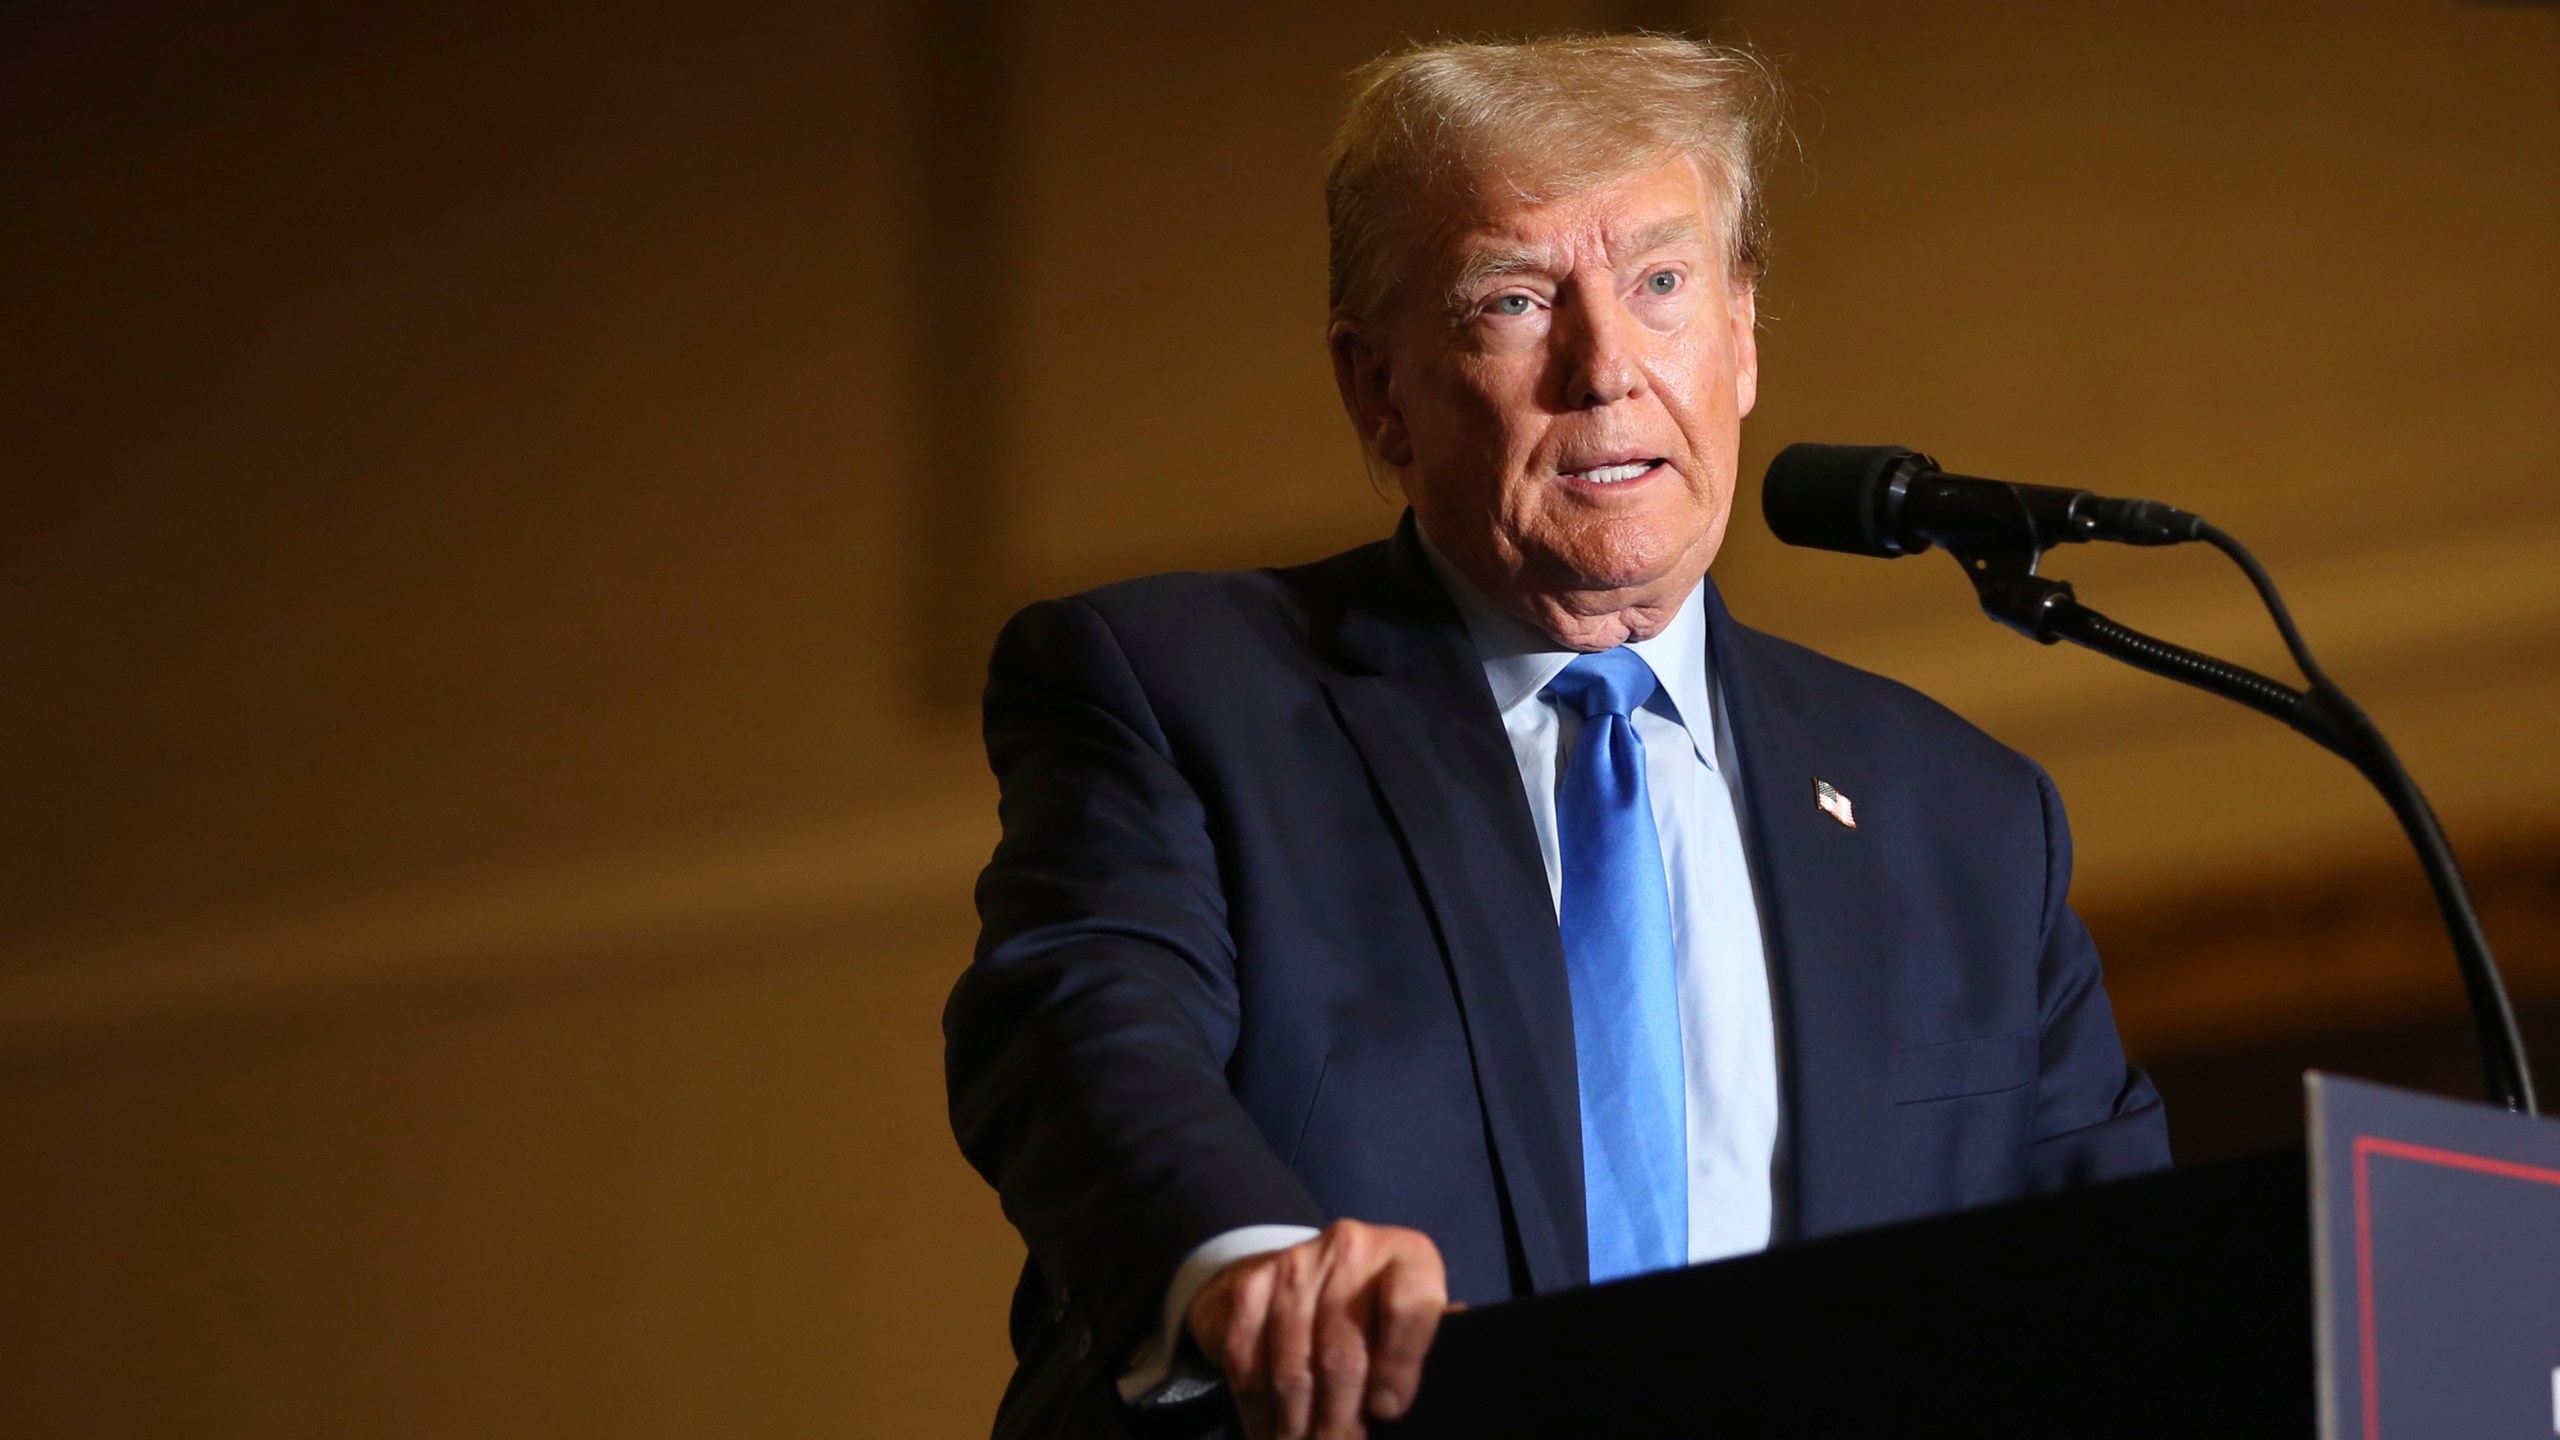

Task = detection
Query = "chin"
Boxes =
[1542,513,1708,593]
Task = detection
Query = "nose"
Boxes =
[1558,290,1646,409]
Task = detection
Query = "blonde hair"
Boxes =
[1323,33,1780,327]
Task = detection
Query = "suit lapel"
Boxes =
[1700,579,1894,1243]
[1319,517,1588,1294]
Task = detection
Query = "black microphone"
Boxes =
[1762,443,2204,560]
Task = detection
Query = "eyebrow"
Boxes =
[1442,214,1706,314]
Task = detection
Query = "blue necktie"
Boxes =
[1545,648,1687,1283]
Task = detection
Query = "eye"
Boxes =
[1643,270,1682,296]
[1487,294,1536,318]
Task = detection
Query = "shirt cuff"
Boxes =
[1118,1224,1324,1407]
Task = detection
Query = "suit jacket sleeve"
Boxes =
[2024,756,2173,1186]
[945,596,1328,1378]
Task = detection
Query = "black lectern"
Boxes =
[1383,1074,2560,1438]
[1380,1150,2316,1438]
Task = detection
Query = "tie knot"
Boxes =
[1543,647,1659,720]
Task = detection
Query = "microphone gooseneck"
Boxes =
[1759,442,2537,1117]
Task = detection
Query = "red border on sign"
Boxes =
[2352,1136,2560,1440]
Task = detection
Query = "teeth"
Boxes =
[1575,461,1653,484]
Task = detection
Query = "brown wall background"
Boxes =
[5,1,2555,1434]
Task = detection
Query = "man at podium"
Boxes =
[946,33,2169,1440]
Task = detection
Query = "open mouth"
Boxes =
[1561,458,1666,485]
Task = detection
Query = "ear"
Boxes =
[1328,319,1414,467]
[1729,282,1760,420]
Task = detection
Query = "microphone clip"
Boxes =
[1953,545,2078,643]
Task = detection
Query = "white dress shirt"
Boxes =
[1123,548,1781,1403]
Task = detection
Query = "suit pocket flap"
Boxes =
[1893,1029,2037,1103]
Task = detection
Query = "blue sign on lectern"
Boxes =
[2310,1073,2560,1439]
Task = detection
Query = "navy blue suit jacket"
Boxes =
[945,515,2169,1439]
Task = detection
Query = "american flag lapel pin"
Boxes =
[1813,777,1857,829]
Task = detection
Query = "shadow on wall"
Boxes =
[2090,835,2560,1164]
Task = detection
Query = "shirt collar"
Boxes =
[1416,524,1720,771]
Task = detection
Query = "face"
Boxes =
[1332,154,1758,649]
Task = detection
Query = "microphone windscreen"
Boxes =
[1761,443,1925,557]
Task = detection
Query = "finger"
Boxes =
[1362,1250,1448,1422]
[1216,1263,1277,1426]
[1311,1238,1374,1440]
[1265,1242,1329,1439]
